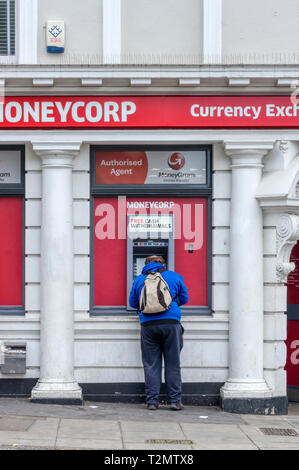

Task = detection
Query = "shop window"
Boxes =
[0,0,15,56]
[90,146,212,316]
[0,146,24,315]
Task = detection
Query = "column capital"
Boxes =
[31,141,82,168]
[224,140,275,154]
[223,140,275,168]
[31,141,82,157]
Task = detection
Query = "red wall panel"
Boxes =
[285,321,299,387]
[94,198,127,306]
[286,241,299,387]
[0,197,23,306]
[93,197,207,307]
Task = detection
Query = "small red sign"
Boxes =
[95,151,148,185]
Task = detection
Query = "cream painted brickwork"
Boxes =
[72,142,230,386]
[122,0,203,63]
[223,0,299,62]
[16,143,91,379]
[37,0,102,64]
[0,134,293,402]
[263,209,288,397]
[9,0,299,67]
[0,135,292,400]
[263,217,288,395]
[212,143,230,320]
[0,0,296,409]
[24,143,91,316]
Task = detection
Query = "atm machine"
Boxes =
[126,214,174,309]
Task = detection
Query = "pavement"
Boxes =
[0,398,298,451]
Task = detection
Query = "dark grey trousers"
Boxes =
[141,322,184,404]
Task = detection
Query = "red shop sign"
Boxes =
[1,95,299,128]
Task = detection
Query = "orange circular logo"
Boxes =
[168,152,185,171]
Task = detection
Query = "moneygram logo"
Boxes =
[168,152,185,171]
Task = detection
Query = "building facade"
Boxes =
[0,0,299,413]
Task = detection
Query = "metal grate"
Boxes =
[0,0,15,56]
[259,428,299,437]
[146,439,193,445]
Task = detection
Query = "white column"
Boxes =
[203,0,222,64]
[220,141,274,411]
[18,0,38,64]
[102,0,121,64]
[31,142,82,404]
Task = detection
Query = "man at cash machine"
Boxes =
[129,254,189,411]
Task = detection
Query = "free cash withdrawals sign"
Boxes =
[1,96,299,128]
[128,215,173,233]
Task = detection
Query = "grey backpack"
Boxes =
[139,271,172,314]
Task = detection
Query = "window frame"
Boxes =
[90,144,212,317]
[0,144,25,316]
[0,0,38,65]
[0,0,16,62]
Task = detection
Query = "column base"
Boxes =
[30,379,83,405]
[220,378,272,399]
[220,378,288,414]
[221,396,288,415]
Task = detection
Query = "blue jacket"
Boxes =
[129,261,189,324]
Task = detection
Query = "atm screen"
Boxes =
[133,240,169,278]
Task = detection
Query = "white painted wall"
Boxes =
[37,0,203,65]
[121,0,203,63]
[263,211,288,397]
[15,0,299,67]
[223,0,299,62]
[37,0,102,64]
[0,137,290,402]
[0,141,230,389]
[72,142,230,386]
[212,142,289,399]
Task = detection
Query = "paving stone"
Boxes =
[259,443,299,450]
[121,420,182,432]
[55,437,123,450]
[0,417,59,442]
[0,417,35,432]
[57,418,121,440]
[241,417,293,427]
[124,443,194,450]
[192,443,257,450]
[121,421,185,444]
[0,437,56,448]
[239,424,299,449]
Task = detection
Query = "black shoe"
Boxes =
[147,403,159,410]
[170,402,184,411]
